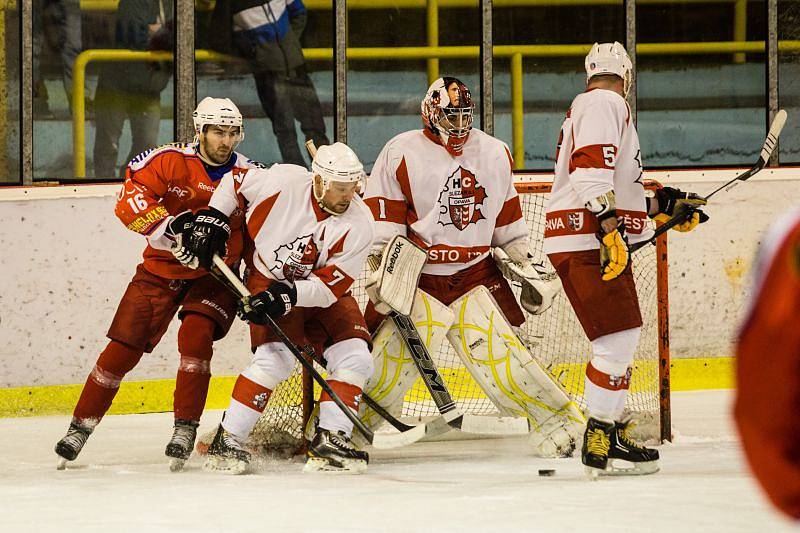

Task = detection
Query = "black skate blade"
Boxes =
[203,455,248,475]
[303,456,367,474]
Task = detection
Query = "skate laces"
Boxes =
[170,423,197,450]
[616,423,646,451]
[586,428,610,456]
[329,431,355,450]
[62,424,91,449]
[222,429,246,451]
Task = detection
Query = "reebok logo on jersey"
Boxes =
[437,166,486,231]
[270,234,319,282]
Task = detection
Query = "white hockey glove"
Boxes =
[365,235,427,316]
[493,238,561,315]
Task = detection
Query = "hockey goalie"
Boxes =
[359,77,585,458]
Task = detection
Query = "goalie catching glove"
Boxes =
[492,238,561,315]
[237,283,297,324]
[650,186,709,232]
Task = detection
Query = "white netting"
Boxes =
[247,181,667,453]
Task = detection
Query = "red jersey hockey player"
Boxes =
[361,77,583,458]
[55,97,262,471]
[546,42,708,476]
[180,142,374,474]
[735,209,800,519]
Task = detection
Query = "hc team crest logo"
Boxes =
[269,234,320,282]
[567,212,584,232]
[437,166,487,231]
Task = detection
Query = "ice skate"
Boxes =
[55,420,94,469]
[582,417,659,479]
[304,429,368,474]
[203,424,251,475]
[165,419,199,472]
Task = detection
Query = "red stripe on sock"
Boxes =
[319,380,362,411]
[231,374,273,413]
[586,363,632,391]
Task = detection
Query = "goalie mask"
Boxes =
[421,77,474,156]
[311,142,366,216]
[585,42,633,98]
[193,97,244,162]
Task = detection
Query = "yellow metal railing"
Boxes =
[72,40,800,176]
[76,0,754,74]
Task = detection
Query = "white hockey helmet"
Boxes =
[585,42,633,98]
[311,142,366,215]
[192,97,244,143]
[421,77,474,156]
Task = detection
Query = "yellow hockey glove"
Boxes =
[599,227,629,281]
[652,187,709,233]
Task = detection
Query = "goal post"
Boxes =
[246,177,671,455]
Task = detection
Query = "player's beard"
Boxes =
[203,140,232,165]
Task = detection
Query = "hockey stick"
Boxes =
[204,261,444,438]
[210,255,427,449]
[629,109,788,253]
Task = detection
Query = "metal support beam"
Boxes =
[625,0,637,124]
[767,0,778,166]
[175,0,195,143]
[21,0,32,184]
[480,0,493,135]
[334,0,347,143]
[427,0,439,84]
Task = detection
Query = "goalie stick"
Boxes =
[209,255,428,450]
[630,109,788,253]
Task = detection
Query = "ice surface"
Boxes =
[0,390,793,533]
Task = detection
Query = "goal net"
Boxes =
[247,178,670,456]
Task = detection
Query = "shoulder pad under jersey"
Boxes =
[127,143,194,171]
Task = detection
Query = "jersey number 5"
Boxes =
[602,146,616,168]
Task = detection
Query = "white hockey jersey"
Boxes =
[544,88,653,254]
[364,128,528,276]
[209,163,374,309]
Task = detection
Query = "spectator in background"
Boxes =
[93,0,174,178]
[33,0,83,116]
[209,0,329,167]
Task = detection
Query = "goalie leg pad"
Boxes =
[447,286,585,458]
[360,290,455,431]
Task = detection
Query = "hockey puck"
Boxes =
[538,469,556,477]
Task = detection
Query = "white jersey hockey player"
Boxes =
[546,42,708,476]
[180,142,375,473]
[361,77,584,458]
